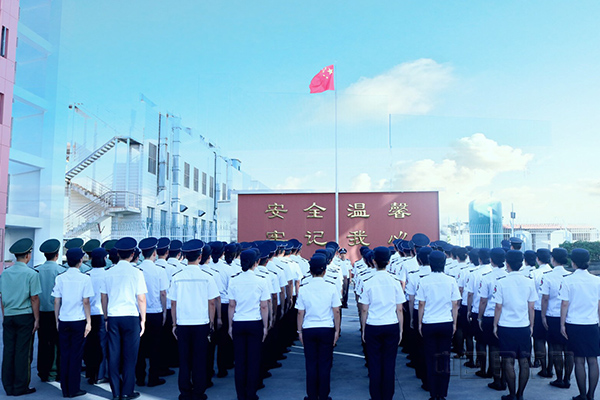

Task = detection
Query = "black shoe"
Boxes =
[563,379,571,388]
[136,380,145,387]
[501,395,516,400]
[271,362,282,369]
[533,359,541,368]
[453,353,465,359]
[206,381,214,388]
[277,355,287,360]
[488,381,507,391]
[550,379,569,388]
[158,369,176,377]
[464,361,477,368]
[475,370,490,378]
[39,376,49,382]
[147,378,166,387]
[257,382,265,390]
[406,362,415,368]
[14,388,36,396]
[421,383,429,392]
[122,393,141,400]
[262,371,272,379]
[70,390,87,398]
[537,370,553,378]
[217,370,228,378]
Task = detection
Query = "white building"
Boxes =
[64,96,265,244]
[4,0,67,267]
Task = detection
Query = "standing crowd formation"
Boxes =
[0,233,598,400]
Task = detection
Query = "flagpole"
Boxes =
[335,87,339,243]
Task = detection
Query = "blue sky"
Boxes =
[58,0,600,227]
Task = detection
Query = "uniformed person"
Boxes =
[135,237,169,387]
[337,248,351,308]
[100,237,148,400]
[416,250,461,400]
[217,243,239,377]
[208,241,230,379]
[451,247,468,359]
[35,238,65,382]
[169,239,220,400]
[459,248,480,368]
[467,248,492,378]
[0,238,41,396]
[510,237,523,251]
[154,237,177,375]
[228,249,271,400]
[493,250,537,400]
[478,247,508,390]
[558,248,600,400]
[81,239,101,274]
[406,246,432,388]
[83,247,109,385]
[521,250,537,278]
[52,247,94,398]
[532,248,553,378]
[541,247,573,389]
[359,246,405,400]
[63,238,84,268]
[296,253,341,400]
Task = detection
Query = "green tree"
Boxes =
[560,241,600,263]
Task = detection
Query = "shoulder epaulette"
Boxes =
[324,279,336,285]
[256,274,266,279]
[200,269,212,276]
[364,276,373,282]
[85,272,91,276]
[563,273,570,277]
[157,264,166,268]
[408,270,418,274]
[172,270,183,277]
[543,270,552,274]
[496,276,506,280]
[34,264,41,269]
[57,270,66,275]
[231,272,242,278]
[482,271,491,276]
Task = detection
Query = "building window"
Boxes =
[209,176,214,198]
[184,162,190,188]
[160,210,167,236]
[200,219,206,240]
[183,215,189,241]
[202,172,207,195]
[147,207,155,233]
[1,27,8,58]
[222,183,227,200]
[193,167,199,192]
[148,143,157,175]
[208,221,214,241]
[192,217,198,238]
[0,93,4,124]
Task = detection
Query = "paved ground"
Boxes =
[1,296,587,400]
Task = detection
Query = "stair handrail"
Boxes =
[65,136,121,181]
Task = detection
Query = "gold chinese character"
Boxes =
[266,230,285,240]
[388,202,411,219]
[303,202,327,219]
[347,230,370,246]
[305,230,327,246]
[388,231,409,244]
[265,203,288,219]
[347,203,370,218]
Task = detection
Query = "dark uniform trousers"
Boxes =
[233,320,263,400]
[136,312,162,384]
[37,311,60,381]
[303,327,335,400]
[177,324,210,400]
[83,314,107,382]
[2,314,34,396]
[365,323,400,400]
[107,316,141,398]
[422,322,453,399]
[161,310,179,370]
[458,305,473,361]
[470,312,486,371]
[412,309,428,386]
[217,303,234,373]
[58,320,86,398]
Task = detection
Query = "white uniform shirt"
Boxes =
[467,264,492,314]
[291,255,310,276]
[100,260,147,317]
[359,270,406,326]
[296,277,341,329]
[416,272,461,324]
[228,270,271,322]
[558,269,600,325]
[479,267,508,317]
[355,268,374,300]
[325,264,343,299]
[520,264,534,278]
[282,257,303,295]
[493,272,537,327]
[406,266,431,310]
[531,263,552,311]
[87,268,106,316]
[444,258,458,277]
[210,259,232,304]
[199,264,225,297]
[168,264,220,325]
[232,259,242,274]
[161,257,183,310]
[256,265,280,297]
[540,265,570,317]
[52,268,95,322]
[459,264,479,306]
[267,260,288,290]
[138,259,169,314]
[394,257,408,283]
[274,257,294,283]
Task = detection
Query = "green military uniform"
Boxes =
[34,239,66,382]
[1,238,42,396]
[81,239,100,274]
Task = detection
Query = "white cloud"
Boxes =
[351,173,372,191]
[451,133,533,171]
[274,170,327,190]
[339,59,454,123]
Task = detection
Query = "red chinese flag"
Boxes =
[309,65,335,93]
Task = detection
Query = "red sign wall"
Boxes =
[237,192,439,262]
